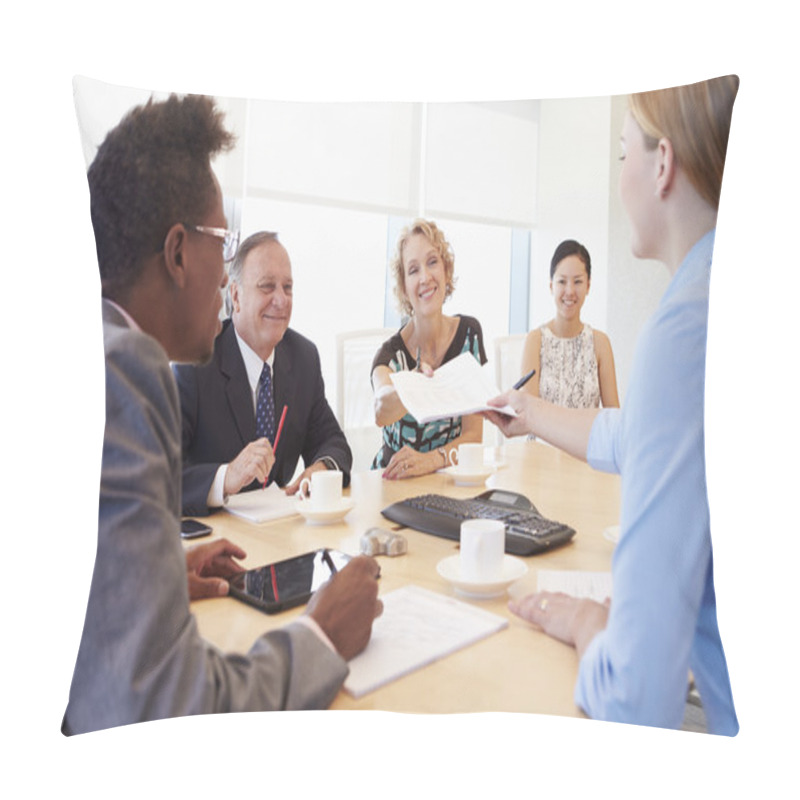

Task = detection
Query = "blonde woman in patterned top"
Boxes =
[371,219,487,479]
[520,240,619,409]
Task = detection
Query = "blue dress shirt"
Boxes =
[578,230,738,735]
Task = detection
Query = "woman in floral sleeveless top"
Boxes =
[521,240,619,409]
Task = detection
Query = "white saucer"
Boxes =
[436,554,528,598]
[295,497,355,525]
[441,465,495,486]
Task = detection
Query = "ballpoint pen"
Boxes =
[322,548,338,575]
[263,404,288,488]
[323,548,380,579]
[513,369,536,390]
[415,345,421,372]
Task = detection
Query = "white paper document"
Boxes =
[343,584,508,698]
[389,352,517,424]
[223,484,300,524]
[536,569,613,602]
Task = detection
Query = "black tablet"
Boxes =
[228,549,352,614]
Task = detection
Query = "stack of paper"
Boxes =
[389,352,517,424]
[344,584,508,698]
[223,484,300,524]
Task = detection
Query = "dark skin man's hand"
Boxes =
[186,537,247,600]
[306,555,383,661]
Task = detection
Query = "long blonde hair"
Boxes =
[629,75,739,209]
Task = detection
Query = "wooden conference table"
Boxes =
[191,439,620,718]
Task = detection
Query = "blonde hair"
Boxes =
[628,75,739,209]
[391,219,457,316]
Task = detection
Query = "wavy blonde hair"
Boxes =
[391,218,457,316]
[628,75,739,210]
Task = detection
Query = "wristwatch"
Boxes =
[318,456,339,471]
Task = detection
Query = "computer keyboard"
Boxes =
[381,491,576,556]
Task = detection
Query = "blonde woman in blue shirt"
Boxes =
[485,76,739,735]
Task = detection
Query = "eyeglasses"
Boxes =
[184,224,240,263]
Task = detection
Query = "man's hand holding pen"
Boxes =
[306,555,383,661]
[262,404,288,489]
[224,438,276,496]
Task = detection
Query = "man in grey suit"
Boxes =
[63,94,382,735]
[174,231,352,517]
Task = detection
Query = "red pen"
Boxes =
[263,405,288,488]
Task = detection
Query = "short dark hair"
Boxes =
[550,239,592,280]
[88,93,235,296]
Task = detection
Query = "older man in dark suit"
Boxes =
[174,232,351,517]
[62,94,381,736]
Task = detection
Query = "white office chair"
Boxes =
[336,328,395,471]
[491,333,528,447]
[494,333,527,391]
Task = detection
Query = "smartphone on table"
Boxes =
[228,549,352,614]
[180,518,212,539]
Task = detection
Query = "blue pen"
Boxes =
[513,369,536,390]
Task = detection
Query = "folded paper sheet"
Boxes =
[344,584,508,697]
[389,352,517,424]
[223,484,300,524]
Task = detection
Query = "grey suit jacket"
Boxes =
[62,301,347,735]
[174,319,352,516]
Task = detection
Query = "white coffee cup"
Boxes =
[448,442,484,473]
[459,519,505,582]
[298,470,343,511]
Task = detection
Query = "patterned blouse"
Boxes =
[538,324,600,409]
[370,315,487,469]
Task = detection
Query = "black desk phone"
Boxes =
[381,489,576,556]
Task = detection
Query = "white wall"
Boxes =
[245,100,419,213]
[530,97,612,352]
[606,94,670,399]
[425,101,538,225]
[530,94,666,401]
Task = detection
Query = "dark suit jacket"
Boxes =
[173,319,352,516]
[63,302,348,735]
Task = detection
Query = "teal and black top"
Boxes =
[370,314,487,470]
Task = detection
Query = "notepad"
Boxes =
[223,484,300,524]
[389,352,517,424]
[536,569,613,602]
[343,584,508,698]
